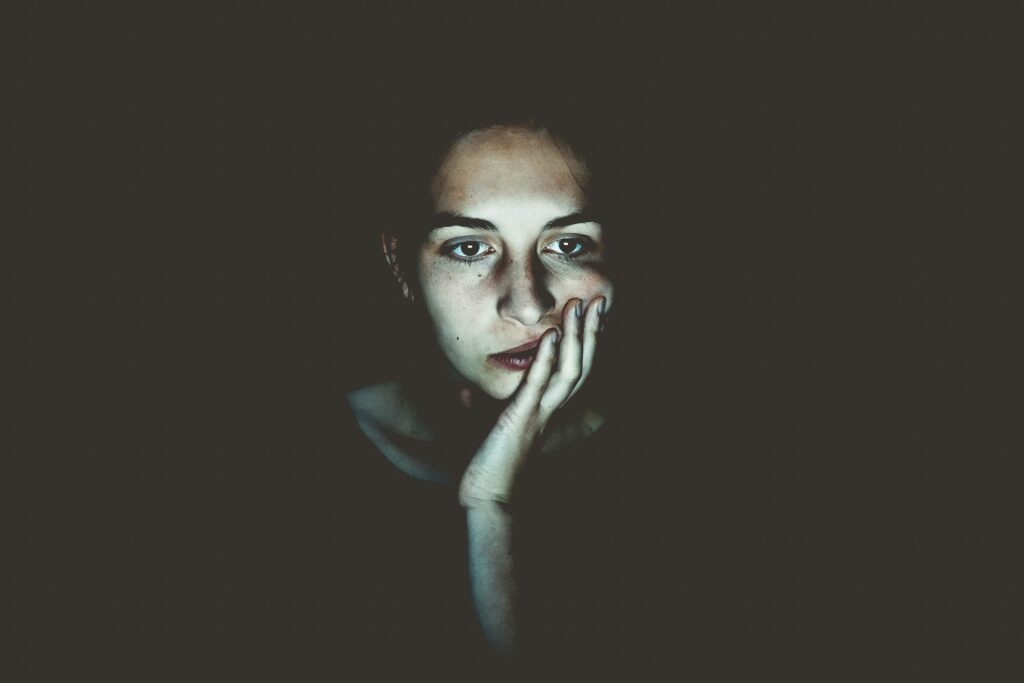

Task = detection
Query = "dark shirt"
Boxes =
[197,399,654,681]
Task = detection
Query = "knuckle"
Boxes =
[552,377,575,395]
[499,401,538,431]
[496,411,520,432]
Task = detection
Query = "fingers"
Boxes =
[540,298,587,413]
[566,296,604,403]
[508,295,607,424]
[509,327,560,415]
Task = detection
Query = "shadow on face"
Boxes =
[404,125,614,400]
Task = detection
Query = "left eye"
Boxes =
[545,238,586,256]
[445,240,495,261]
[450,241,485,258]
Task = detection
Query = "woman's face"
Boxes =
[414,126,614,401]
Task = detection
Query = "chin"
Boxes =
[475,373,520,402]
[478,383,515,402]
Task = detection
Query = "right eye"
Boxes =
[444,240,494,262]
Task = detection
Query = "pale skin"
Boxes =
[348,125,613,656]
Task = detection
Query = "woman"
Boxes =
[343,115,645,678]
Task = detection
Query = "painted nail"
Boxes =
[575,300,583,318]
[598,299,606,316]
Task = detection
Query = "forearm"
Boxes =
[458,300,603,656]
[465,500,518,656]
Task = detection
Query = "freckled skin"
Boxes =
[416,127,614,400]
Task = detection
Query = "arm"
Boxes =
[465,500,518,655]
[458,296,605,656]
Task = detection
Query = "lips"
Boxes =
[488,338,542,372]
[497,338,542,355]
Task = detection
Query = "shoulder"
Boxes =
[346,381,401,425]
[346,381,445,482]
[347,381,433,437]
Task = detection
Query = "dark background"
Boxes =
[9,4,1020,680]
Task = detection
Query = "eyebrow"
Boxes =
[430,212,497,231]
[429,211,598,232]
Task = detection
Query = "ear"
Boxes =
[381,232,415,302]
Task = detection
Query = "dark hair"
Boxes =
[363,105,632,416]
[370,107,626,304]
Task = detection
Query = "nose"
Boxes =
[496,254,555,327]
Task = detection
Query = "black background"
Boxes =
[9,4,1020,681]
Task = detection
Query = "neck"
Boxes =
[424,378,504,436]
[390,345,604,476]
[394,356,506,474]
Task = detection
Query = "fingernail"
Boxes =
[575,300,583,318]
[598,299,606,316]
[551,329,560,345]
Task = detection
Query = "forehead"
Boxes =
[431,127,589,214]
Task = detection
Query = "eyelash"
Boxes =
[442,241,496,265]
[545,237,591,261]
[442,237,595,266]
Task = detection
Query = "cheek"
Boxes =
[552,272,614,307]
[420,270,493,339]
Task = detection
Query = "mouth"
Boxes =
[488,338,542,372]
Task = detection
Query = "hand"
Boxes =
[458,296,607,506]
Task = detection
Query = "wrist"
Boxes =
[459,494,512,513]
[458,471,513,508]
[460,442,531,507]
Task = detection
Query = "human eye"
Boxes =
[443,239,495,264]
[542,236,595,261]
